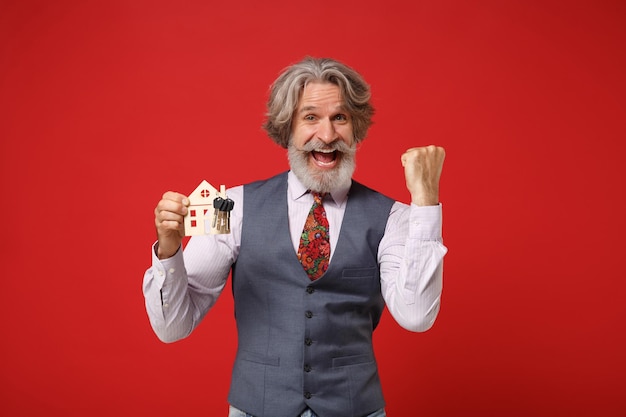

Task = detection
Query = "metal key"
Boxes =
[221,198,235,233]
[212,197,224,228]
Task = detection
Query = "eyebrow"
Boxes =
[299,106,318,114]
[298,105,348,114]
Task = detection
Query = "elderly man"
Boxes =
[143,57,447,417]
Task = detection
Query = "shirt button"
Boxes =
[304,338,313,346]
[304,392,312,399]
[168,268,176,274]
[157,269,164,276]
[304,364,312,372]
[305,311,313,319]
[306,286,315,294]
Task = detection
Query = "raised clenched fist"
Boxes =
[401,145,445,206]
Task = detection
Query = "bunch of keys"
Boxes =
[212,196,235,234]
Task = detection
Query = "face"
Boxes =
[288,82,357,193]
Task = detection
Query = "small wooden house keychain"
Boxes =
[183,180,234,236]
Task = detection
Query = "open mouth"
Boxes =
[311,149,338,166]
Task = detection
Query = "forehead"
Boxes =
[297,82,344,109]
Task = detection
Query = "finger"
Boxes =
[162,191,190,207]
[402,146,446,164]
[401,150,416,167]
[401,148,424,167]
[156,198,188,217]
[156,218,184,232]
[156,208,185,224]
[155,210,185,237]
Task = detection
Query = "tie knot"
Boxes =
[312,192,326,205]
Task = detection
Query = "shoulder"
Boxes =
[244,171,288,192]
[241,172,289,211]
[349,180,395,205]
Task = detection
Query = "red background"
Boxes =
[1,0,625,415]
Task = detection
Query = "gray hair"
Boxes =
[262,57,374,148]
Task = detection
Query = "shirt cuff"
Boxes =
[408,203,443,240]
[150,241,185,289]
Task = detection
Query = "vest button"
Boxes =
[306,286,315,294]
[304,338,313,346]
[304,392,312,399]
[304,364,312,372]
[305,311,313,318]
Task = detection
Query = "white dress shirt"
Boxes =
[143,171,447,342]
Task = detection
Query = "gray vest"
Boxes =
[228,172,394,417]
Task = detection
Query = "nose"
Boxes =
[317,118,337,144]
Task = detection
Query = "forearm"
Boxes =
[143,244,196,342]
[142,238,231,342]
[379,203,447,332]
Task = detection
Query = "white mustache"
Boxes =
[300,139,354,154]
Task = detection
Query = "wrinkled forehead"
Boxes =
[297,81,346,109]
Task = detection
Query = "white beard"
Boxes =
[288,138,356,193]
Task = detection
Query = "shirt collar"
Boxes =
[288,170,350,208]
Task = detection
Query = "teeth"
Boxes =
[315,149,335,153]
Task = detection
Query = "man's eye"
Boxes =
[305,115,316,121]
[334,114,348,121]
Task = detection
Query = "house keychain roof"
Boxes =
[183,180,228,236]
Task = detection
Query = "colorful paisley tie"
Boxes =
[297,192,330,280]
